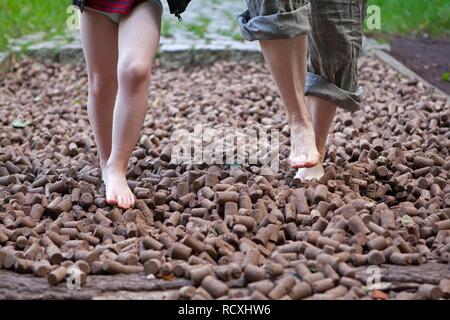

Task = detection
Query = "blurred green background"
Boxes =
[369,0,449,37]
[0,0,71,51]
[0,0,449,51]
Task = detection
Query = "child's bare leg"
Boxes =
[306,96,337,162]
[295,96,337,181]
[103,2,161,209]
[79,10,118,171]
[260,36,320,169]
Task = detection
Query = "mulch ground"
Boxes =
[0,56,449,300]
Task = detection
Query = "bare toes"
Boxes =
[106,195,118,206]
[129,196,135,207]
[126,196,133,208]
[118,196,129,209]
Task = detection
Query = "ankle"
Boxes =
[317,145,326,162]
[288,117,313,132]
[288,111,313,128]
[105,160,128,175]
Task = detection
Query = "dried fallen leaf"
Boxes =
[401,215,414,227]
[12,119,30,128]
[161,274,175,281]
[371,289,389,300]
[307,265,317,273]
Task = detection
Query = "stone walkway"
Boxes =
[2,1,414,72]
[3,0,260,68]
[161,0,245,43]
[8,0,259,58]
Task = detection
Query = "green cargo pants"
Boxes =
[238,0,368,112]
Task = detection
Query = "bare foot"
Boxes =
[294,161,325,181]
[288,121,321,169]
[102,164,135,209]
[293,147,327,181]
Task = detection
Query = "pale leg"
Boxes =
[306,96,337,161]
[294,96,337,180]
[79,9,118,171]
[260,36,320,169]
[103,2,161,209]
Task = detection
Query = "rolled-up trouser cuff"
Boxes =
[305,72,363,112]
[237,2,311,42]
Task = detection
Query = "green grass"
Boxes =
[367,0,450,37]
[0,0,71,51]
[216,29,243,41]
[184,17,212,39]
[442,72,450,82]
[161,20,173,38]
